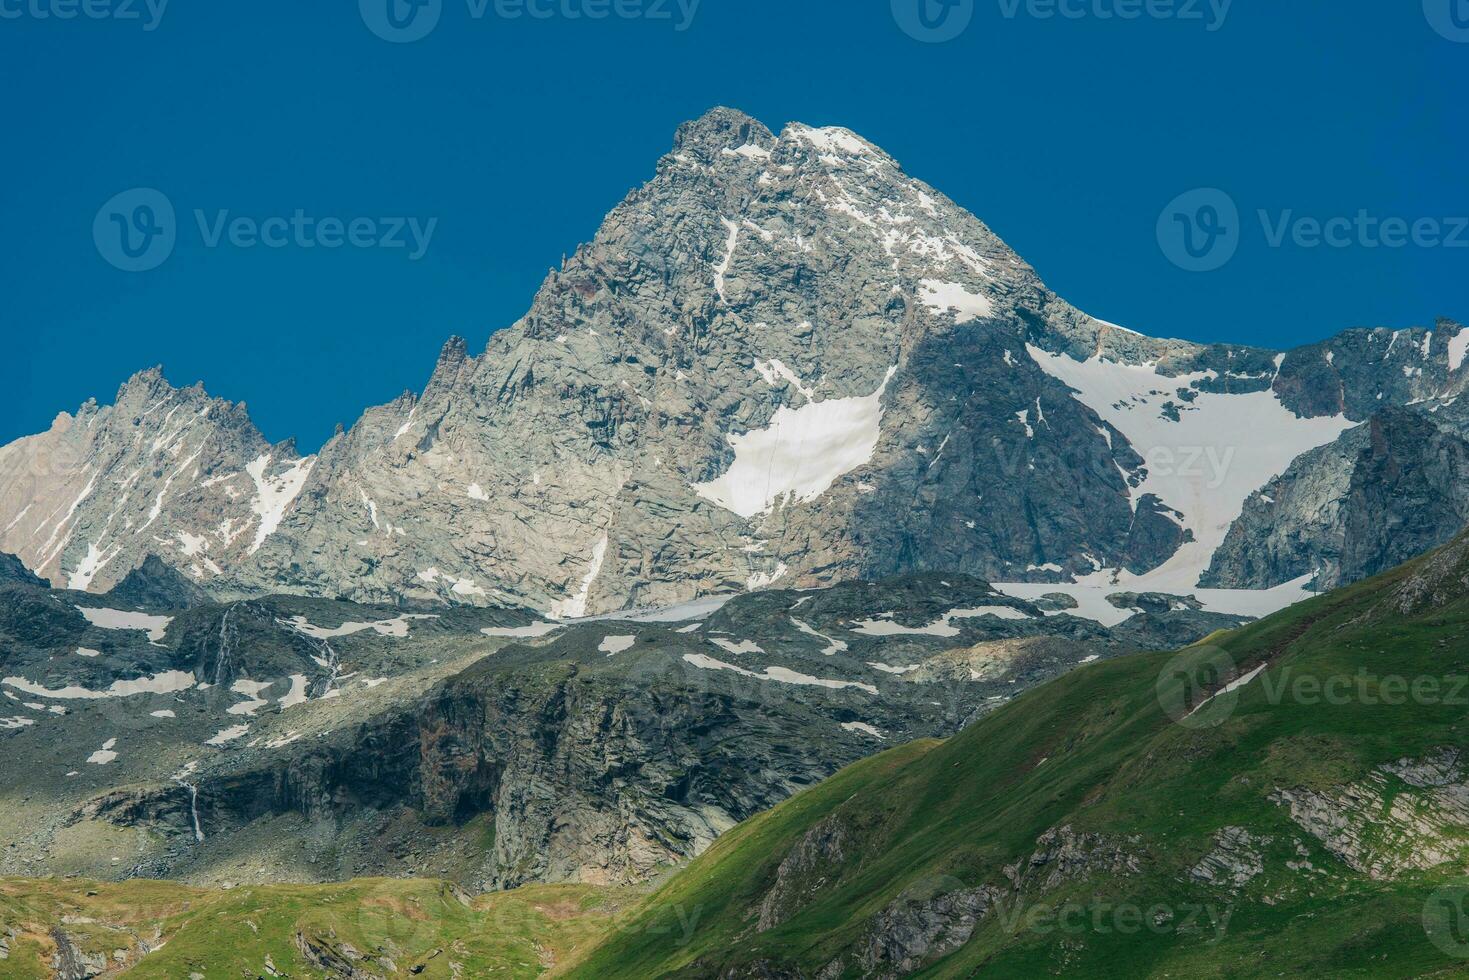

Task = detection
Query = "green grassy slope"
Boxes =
[572,542,1469,977]
[0,876,637,978]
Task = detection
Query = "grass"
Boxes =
[9,545,1469,976]
[570,549,1469,977]
[0,876,639,977]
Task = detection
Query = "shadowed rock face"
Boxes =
[1,109,1465,615]
[1204,407,1469,591]
[106,554,209,611]
[0,558,1245,893]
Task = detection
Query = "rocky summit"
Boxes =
[2,109,1465,620]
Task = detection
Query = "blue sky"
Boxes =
[3,0,1465,450]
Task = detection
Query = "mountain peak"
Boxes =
[115,365,175,403]
[671,106,774,160]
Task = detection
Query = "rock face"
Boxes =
[1187,826,1270,890]
[0,554,1243,892]
[856,880,1007,980]
[1270,749,1469,880]
[757,813,852,932]
[1,108,1465,614]
[0,367,306,593]
[105,554,209,610]
[1205,407,1469,590]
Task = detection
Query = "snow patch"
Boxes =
[548,533,609,620]
[682,653,878,695]
[481,622,564,639]
[246,455,316,555]
[721,143,771,161]
[3,670,196,701]
[713,218,739,303]
[694,367,897,518]
[918,279,993,322]
[599,635,637,656]
[67,541,120,591]
[710,637,763,656]
[1450,328,1469,373]
[850,604,1031,637]
[74,605,171,643]
[790,618,848,656]
[285,614,436,640]
[747,563,789,591]
[754,358,816,401]
[206,725,250,746]
[1026,346,1356,591]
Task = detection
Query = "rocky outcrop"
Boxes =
[1003,824,1144,892]
[50,926,108,980]
[1390,528,1469,616]
[105,554,209,610]
[854,878,1007,980]
[848,823,1142,979]
[758,812,852,932]
[1187,826,1270,890]
[1270,748,1469,879]
[1205,407,1469,590]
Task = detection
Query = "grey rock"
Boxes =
[1187,826,1269,890]
[757,812,851,932]
[1270,748,1469,880]
[1205,407,1469,590]
[857,878,1007,980]
[5,111,1462,618]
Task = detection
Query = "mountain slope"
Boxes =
[0,876,637,978]
[1205,406,1469,591]
[0,367,308,593]
[0,556,1240,893]
[571,527,1469,978]
[2,109,1465,617]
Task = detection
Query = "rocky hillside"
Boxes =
[2,109,1465,618]
[0,552,1240,893]
[573,526,1469,978]
[8,524,1469,977]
